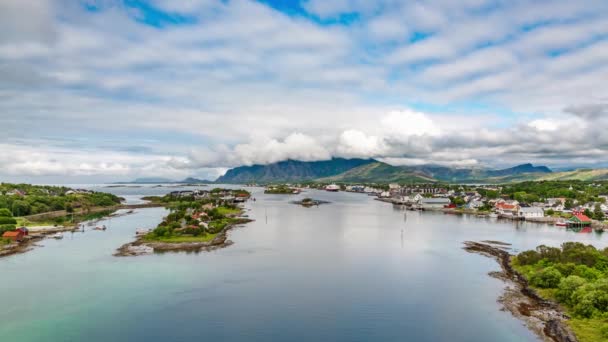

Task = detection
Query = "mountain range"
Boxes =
[215,158,561,184]
[127,159,608,185]
[216,158,375,183]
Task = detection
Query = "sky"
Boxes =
[1,0,607,183]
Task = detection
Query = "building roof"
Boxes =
[496,203,518,210]
[571,213,592,223]
[2,231,22,238]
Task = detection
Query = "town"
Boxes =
[264,181,608,229]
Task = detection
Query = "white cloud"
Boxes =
[381,110,442,139]
[1,0,608,181]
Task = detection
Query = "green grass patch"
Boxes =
[568,318,608,342]
[215,206,241,216]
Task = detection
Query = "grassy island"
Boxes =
[513,243,608,341]
[264,185,301,194]
[116,188,252,256]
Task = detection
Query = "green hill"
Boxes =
[537,169,608,181]
[318,162,436,183]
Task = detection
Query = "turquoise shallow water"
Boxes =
[1,186,607,341]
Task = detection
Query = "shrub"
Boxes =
[556,276,587,305]
[517,250,542,265]
[530,267,563,288]
[536,245,562,263]
[0,224,17,234]
[554,263,576,277]
[0,208,12,217]
[0,217,17,225]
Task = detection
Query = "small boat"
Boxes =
[325,184,340,192]
[489,213,498,219]
[555,220,568,227]
[50,232,63,239]
[93,225,107,231]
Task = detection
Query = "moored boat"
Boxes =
[50,232,63,239]
[325,184,340,192]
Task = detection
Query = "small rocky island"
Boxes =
[291,198,330,207]
[115,188,253,256]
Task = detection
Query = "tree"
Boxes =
[593,203,605,221]
[0,208,12,217]
[530,267,563,288]
[556,276,587,305]
[11,200,31,216]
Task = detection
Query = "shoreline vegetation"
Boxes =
[115,188,253,256]
[466,241,608,342]
[464,241,578,342]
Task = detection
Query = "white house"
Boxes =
[518,207,545,219]
[420,198,451,210]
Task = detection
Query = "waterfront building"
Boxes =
[518,207,545,219]
[420,198,451,210]
[2,230,25,242]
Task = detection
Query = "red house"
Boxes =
[2,230,25,242]
[16,227,29,236]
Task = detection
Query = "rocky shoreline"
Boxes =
[463,241,578,342]
[114,218,253,257]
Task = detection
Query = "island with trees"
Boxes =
[116,188,253,256]
[264,185,301,194]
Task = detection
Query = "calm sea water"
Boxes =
[1,185,607,342]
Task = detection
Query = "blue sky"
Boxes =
[0,0,607,182]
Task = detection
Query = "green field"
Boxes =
[215,206,241,216]
[144,234,218,243]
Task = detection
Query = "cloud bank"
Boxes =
[0,0,607,181]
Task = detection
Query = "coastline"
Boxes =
[0,208,138,259]
[463,241,578,342]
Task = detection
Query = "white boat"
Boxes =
[50,232,63,239]
[325,184,340,192]
[489,213,499,218]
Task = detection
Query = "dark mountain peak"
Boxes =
[216,158,376,183]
